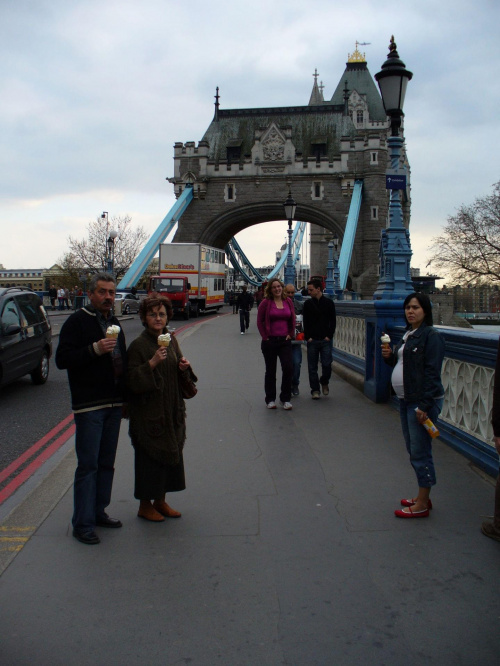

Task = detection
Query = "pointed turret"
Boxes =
[308,68,324,105]
[330,44,386,122]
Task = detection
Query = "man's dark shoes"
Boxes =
[481,521,500,542]
[96,513,123,528]
[73,529,100,545]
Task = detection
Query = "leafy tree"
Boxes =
[62,215,148,282]
[429,182,500,284]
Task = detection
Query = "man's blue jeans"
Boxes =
[291,343,303,388]
[399,398,443,488]
[306,339,333,393]
[73,407,122,532]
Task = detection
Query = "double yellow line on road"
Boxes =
[0,525,34,553]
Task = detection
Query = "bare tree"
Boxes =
[64,215,148,281]
[429,182,500,284]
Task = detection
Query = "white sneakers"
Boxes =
[266,401,292,410]
[267,400,294,410]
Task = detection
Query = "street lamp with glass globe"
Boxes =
[101,212,118,275]
[373,36,414,300]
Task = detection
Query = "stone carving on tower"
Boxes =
[262,125,285,162]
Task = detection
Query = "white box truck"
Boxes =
[149,243,226,319]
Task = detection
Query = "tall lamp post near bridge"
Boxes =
[373,36,414,300]
[324,236,337,296]
[325,236,343,299]
[101,211,118,275]
[283,189,297,286]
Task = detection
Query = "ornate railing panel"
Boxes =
[335,315,366,360]
[441,358,494,444]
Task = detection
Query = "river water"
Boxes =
[471,325,500,335]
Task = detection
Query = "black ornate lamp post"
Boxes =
[102,211,118,275]
[373,36,414,299]
[283,189,297,286]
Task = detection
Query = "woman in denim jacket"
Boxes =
[382,293,445,518]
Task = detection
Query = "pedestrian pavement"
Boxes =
[1,310,499,665]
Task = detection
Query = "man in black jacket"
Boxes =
[303,278,336,399]
[56,272,126,545]
[236,285,254,335]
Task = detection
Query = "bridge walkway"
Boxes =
[0,308,498,665]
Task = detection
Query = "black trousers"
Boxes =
[239,309,250,332]
[261,338,293,404]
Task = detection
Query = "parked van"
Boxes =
[0,287,52,387]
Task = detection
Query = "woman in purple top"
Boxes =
[257,279,296,410]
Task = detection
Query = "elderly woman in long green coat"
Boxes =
[127,295,196,522]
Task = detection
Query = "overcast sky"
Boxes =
[1,0,499,284]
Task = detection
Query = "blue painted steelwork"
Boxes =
[338,180,363,290]
[117,186,194,290]
[266,222,306,280]
[225,244,262,287]
[226,222,306,285]
[229,237,264,282]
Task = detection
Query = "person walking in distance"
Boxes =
[56,272,126,545]
[57,286,65,311]
[303,278,336,399]
[236,284,254,335]
[49,284,57,311]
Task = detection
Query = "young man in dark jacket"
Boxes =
[303,278,336,399]
[56,272,126,545]
[236,285,254,335]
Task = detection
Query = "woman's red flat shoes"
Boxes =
[400,498,433,509]
[395,507,430,518]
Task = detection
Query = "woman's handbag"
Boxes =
[179,368,198,399]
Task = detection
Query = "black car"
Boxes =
[0,287,52,387]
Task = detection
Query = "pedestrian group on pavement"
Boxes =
[55,273,500,544]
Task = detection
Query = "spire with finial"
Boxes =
[309,68,324,105]
[348,41,367,63]
[214,86,220,121]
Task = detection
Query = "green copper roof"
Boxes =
[202,106,355,163]
[330,62,386,122]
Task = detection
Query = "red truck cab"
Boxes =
[149,276,194,319]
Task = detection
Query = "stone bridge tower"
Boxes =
[169,45,410,297]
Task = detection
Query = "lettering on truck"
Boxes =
[163,264,195,270]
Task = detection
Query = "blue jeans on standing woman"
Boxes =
[398,398,443,488]
[306,339,333,393]
[73,407,122,532]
